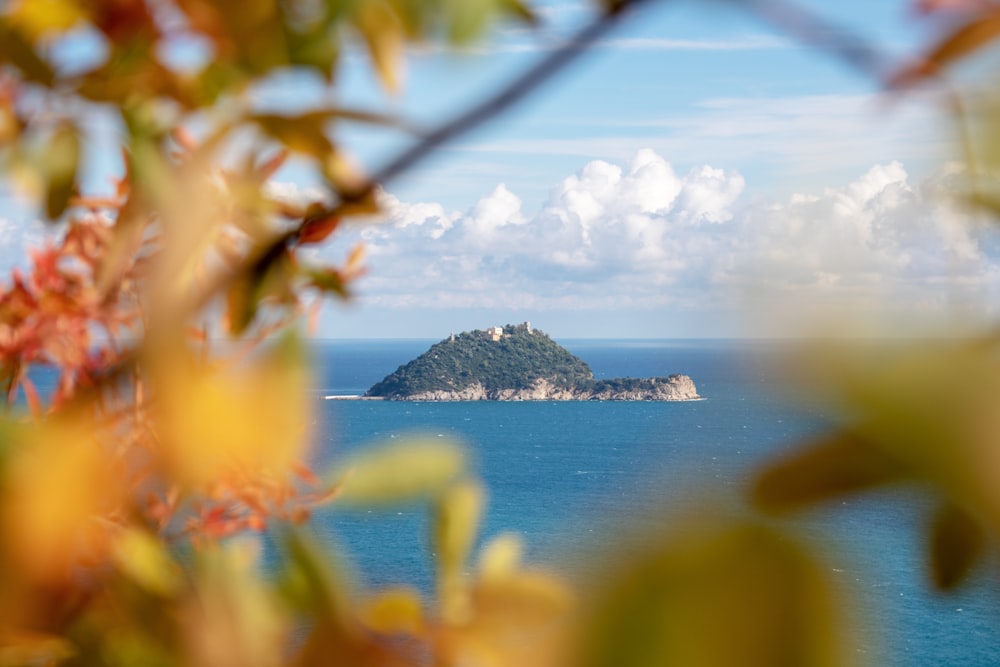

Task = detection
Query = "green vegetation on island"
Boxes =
[365,324,699,401]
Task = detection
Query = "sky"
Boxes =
[5,0,1000,339]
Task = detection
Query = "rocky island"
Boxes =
[364,323,699,401]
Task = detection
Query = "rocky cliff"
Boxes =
[366,324,700,401]
[401,375,699,401]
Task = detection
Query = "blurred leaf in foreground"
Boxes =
[754,339,1000,590]
[574,517,852,667]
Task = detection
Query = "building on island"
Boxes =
[483,322,533,342]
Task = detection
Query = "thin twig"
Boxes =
[190,0,656,313]
[369,0,656,188]
[733,0,891,80]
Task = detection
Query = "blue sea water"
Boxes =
[309,338,1000,666]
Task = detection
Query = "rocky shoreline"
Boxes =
[382,375,700,402]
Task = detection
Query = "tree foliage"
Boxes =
[367,325,595,396]
[0,0,998,665]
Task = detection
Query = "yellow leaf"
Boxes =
[478,532,524,580]
[333,438,467,506]
[1,417,121,582]
[354,0,405,93]
[474,569,574,623]
[154,336,312,490]
[358,587,424,635]
[435,479,485,623]
[113,527,183,597]
[184,539,286,667]
[445,569,574,667]
[252,112,334,160]
[8,0,86,41]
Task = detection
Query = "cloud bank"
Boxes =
[318,149,1000,334]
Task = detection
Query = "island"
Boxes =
[362,323,700,401]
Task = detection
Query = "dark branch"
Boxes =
[732,0,891,80]
[370,0,656,188]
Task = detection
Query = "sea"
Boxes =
[308,338,1000,666]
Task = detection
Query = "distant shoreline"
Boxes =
[323,395,385,401]
[323,395,706,402]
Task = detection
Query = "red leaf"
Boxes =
[255,150,289,180]
[171,126,198,154]
[298,214,341,244]
[294,461,320,486]
[888,9,1000,89]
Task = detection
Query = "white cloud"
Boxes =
[321,150,1000,333]
[448,94,949,199]
[0,152,987,337]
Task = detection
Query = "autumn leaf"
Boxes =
[7,0,87,41]
[298,213,341,245]
[887,9,1000,88]
[353,0,405,93]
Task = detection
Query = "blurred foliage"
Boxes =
[0,0,997,665]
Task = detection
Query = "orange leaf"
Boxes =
[913,0,996,15]
[246,514,266,532]
[294,461,321,486]
[20,374,42,419]
[299,214,340,244]
[888,9,1000,88]
[69,195,123,209]
[186,324,208,342]
[255,150,289,180]
[171,126,199,153]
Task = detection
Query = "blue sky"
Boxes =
[4,0,999,339]
[300,0,999,338]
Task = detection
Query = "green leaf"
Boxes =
[333,438,467,506]
[303,267,348,297]
[113,527,182,597]
[434,478,485,623]
[446,0,497,43]
[751,430,906,512]
[929,502,985,591]
[576,520,848,667]
[0,25,55,85]
[276,528,352,621]
[43,123,80,220]
[498,0,539,26]
[226,243,295,335]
